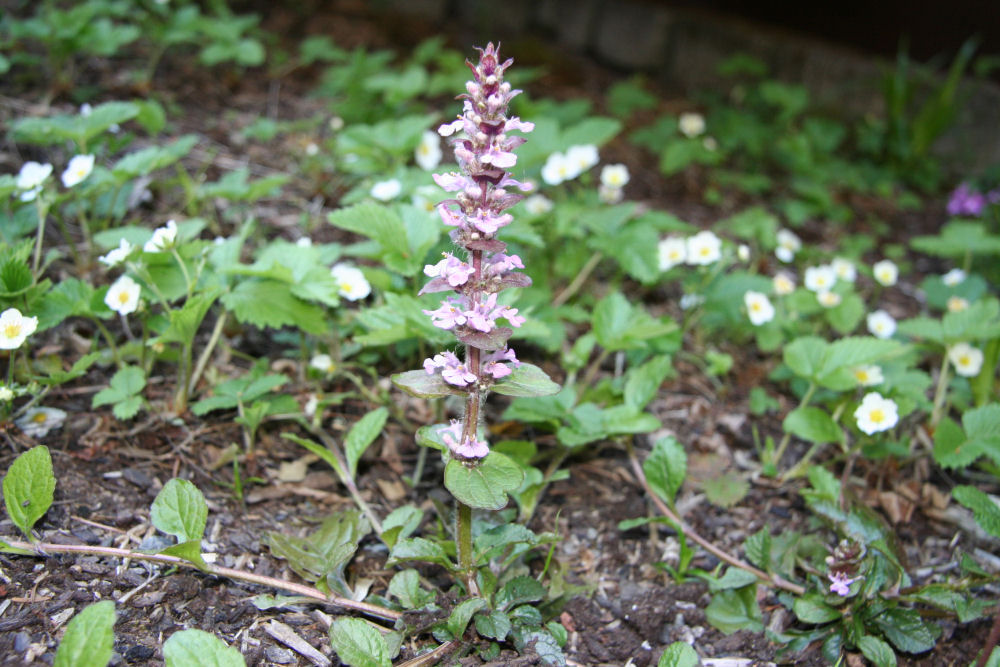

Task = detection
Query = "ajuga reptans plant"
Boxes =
[392,42,559,592]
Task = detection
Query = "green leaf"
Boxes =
[112,135,197,178]
[657,641,700,667]
[793,593,842,624]
[447,598,487,638]
[53,601,116,667]
[783,336,827,380]
[151,479,208,544]
[858,635,897,667]
[163,629,246,667]
[444,452,524,510]
[744,527,772,571]
[783,406,842,444]
[873,608,936,653]
[391,370,465,399]
[388,569,434,610]
[705,585,763,635]
[475,610,512,641]
[932,417,976,468]
[952,485,1000,538]
[221,280,327,334]
[592,292,678,351]
[327,203,421,275]
[643,436,687,507]
[387,537,454,570]
[496,575,547,611]
[561,116,622,147]
[492,363,561,397]
[624,355,674,411]
[265,512,368,587]
[329,618,391,667]
[159,540,209,571]
[92,366,146,408]
[3,446,55,538]
[344,408,388,479]
[702,472,750,508]
[381,506,423,550]
[707,566,758,592]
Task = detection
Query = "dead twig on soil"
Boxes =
[626,442,806,596]
[2,539,401,623]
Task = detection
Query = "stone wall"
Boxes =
[373,0,1000,173]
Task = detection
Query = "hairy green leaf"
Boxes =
[3,446,55,538]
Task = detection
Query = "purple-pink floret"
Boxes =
[948,183,987,217]
[440,421,489,460]
[828,572,856,596]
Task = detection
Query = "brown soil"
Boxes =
[0,3,996,666]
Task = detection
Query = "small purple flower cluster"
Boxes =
[947,182,1000,217]
[421,43,533,460]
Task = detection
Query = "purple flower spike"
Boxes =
[416,43,537,464]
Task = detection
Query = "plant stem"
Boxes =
[303,424,383,535]
[626,442,805,595]
[456,500,478,595]
[3,538,400,622]
[30,200,49,279]
[91,318,122,368]
[581,348,611,390]
[771,381,817,467]
[552,251,603,308]
[187,312,227,395]
[930,349,951,427]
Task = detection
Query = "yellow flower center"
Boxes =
[855,370,868,383]
[118,291,130,305]
[4,323,21,339]
[870,408,884,424]
[32,412,47,424]
[958,355,970,367]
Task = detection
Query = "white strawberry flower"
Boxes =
[947,296,969,312]
[685,230,722,266]
[600,164,630,189]
[310,353,335,374]
[331,264,371,301]
[16,161,53,202]
[541,151,575,185]
[855,392,899,435]
[866,310,896,339]
[804,265,836,292]
[98,238,135,268]
[772,272,796,295]
[948,342,983,377]
[566,144,599,174]
[775,228,801,263]
[832,257,856,283]
[15,407,67,438]
[658,237,687,271]
[523,194,553,215]
[678,112,705,138]
[817,290,842,308]
[0,308,39,350]
[104,275,141,316]
[61,154,95,188]
[852,365,883,387]
[873,260,898,287]
[370,179,402,201]
[144,220,178,252]
[744,291,775,326]
[415,130,442,170]
[942,268,966,286]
